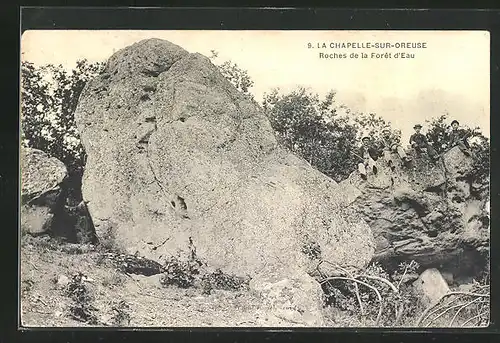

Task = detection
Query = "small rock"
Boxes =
[413,268,450,307]
[250,271,325,326]
[56,275,70,288]
[82,276,95,283]
[457,283,474,292]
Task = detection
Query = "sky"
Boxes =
[21,30,490,143]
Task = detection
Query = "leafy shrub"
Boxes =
[320,259,490,327]
[159,240,250,294]
[201,269,251,295]
[65,272,99,324]
[110,300,131,326]
[159,256,201,288]
[416,280,490,327]
[209,50,254,96]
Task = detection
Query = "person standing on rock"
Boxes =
[409,124,439,161]
[378,128,412,171]
[448,120,472,156]
[356,136,379,180]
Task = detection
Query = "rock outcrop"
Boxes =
[340,146,489,278]
[20,147,68,235]
[74,38,375,323]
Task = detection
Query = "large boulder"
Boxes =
[74,38,374,297]
[340,146,489,278]
[20,147,68,235]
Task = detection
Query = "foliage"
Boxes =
[320,259,490,327]
[209,50,254,96]
[425,114,490,187]
[262,87,397,182]
[65,272,99,324]
[160,256,201,289]
[110,300,131,326]
[201,269,250,295]
[262,87,489,184]
[350,110,402,143]
[21,59,105,203]
[416,282,490,327]
[159,241,250,294]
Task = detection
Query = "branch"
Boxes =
[416,290,490,326]
[417,294,464,327]
[424,302,472,327]
[356,274,398,293]
[393,302,405,327]
[449,297,484,326]
[320,276,384,325]
[396,261,417,290]
[461,311,488,327]
[317,261,365,315]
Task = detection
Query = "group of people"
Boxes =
[357,119,472,180]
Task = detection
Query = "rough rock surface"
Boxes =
[250,271,326,326]
[74,38,375,321]
[340,146,489,277]
[20,147,68,235]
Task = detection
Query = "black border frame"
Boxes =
[3,6,499,343]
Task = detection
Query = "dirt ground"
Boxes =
[21,234,488,328]
[20,234,341,328]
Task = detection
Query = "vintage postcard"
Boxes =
[19,30,490,328]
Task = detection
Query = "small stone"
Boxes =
[413,268,450,307]
[82,276,95,283]
[57,275,70,288]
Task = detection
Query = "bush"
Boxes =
[160,256,201,288]
[320,259,490,327]
[319,260,422,327]
[65,272,99,324]
[159,244,250,294]
[209,50,254,97]
[201,269,250,295]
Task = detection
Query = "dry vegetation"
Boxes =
[20,234,312,327]
[21,233,490,328]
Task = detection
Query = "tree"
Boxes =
[21,59,105,203]
[351,111,401,143]
[209,50,254,97]
[262,87,401,182]
[262,87,383,182]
